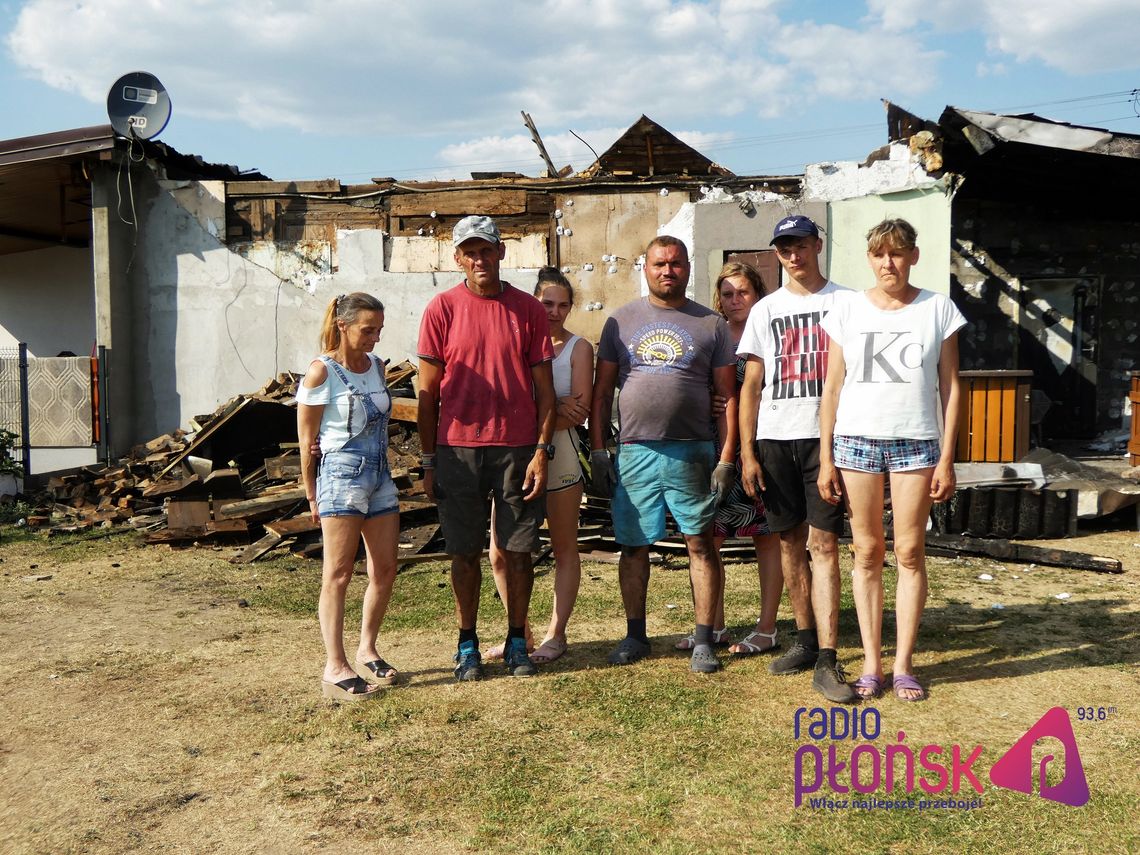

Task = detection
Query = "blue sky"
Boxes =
[3,0,1140,182]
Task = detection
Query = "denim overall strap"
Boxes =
[319,355,391,457]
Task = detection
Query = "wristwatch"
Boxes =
[535,443,556,459]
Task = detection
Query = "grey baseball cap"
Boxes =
[452,215,501,247]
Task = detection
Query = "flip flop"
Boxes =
[674,627,733,650]
[853,674,886,700]
[730,629,779,656]
[357,657,398,686]
[891,673,926,702]
[321,675,382,702]
[530,638,567,664]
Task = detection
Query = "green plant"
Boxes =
[0,429,23,478]
[0,498,32,525]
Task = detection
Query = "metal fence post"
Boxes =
[18,343,31,477]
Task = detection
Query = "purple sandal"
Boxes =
[891,673,927,702]
[853,674,885,700]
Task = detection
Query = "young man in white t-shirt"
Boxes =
[737,215,857,704]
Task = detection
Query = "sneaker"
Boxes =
[503,637,537,677]
[768,641,819,675]
[607,635,652,666]
[813,660,858,704]
[454,642,484,682]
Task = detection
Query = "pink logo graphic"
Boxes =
[989,707,1089,807]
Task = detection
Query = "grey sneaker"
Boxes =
[768,641,819,675]
[813,660,858,704]
[607,636,652,665]
[504,637,537,677]
[454,642,484,682]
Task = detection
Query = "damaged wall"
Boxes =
[113,168,556,442]
[826,187,953,293]
[553,190,687,342]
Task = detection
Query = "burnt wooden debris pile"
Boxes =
[23,372,1124,574]
[29,363,453,566]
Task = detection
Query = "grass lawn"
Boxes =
[0,527,1136,853]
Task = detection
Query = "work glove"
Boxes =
[589,450,617,498]
[711,461,736,508]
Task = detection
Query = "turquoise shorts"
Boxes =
[612,440,717,546]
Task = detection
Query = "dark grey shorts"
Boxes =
[435,445,544,555]
[756,438,845,535]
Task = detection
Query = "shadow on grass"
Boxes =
[895,596,1139,689]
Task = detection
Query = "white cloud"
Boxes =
[4,0,940,141]
[15,0,1135,178]
[868,0,1140,74]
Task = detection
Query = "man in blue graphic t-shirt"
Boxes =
[589,236,737,674]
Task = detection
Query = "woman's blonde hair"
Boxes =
[712,261,763,317]
[319,292,385,352]
[866,218,918,254]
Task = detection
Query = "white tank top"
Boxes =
[551,334,579,398]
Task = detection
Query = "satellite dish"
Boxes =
[106,71,171,140]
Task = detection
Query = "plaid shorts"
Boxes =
[833,435,941,473]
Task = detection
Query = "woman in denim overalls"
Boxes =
[298,292,400,701]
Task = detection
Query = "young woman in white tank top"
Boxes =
[486,269,594,664]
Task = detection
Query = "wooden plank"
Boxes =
[158,397,253,480]
[226,179,342,196]
[999,380,1016,462]
[167,499,210,530]
[984,380,1003,462]
[956,387,970,461]
[231,532,287,564]
[203,468,244,498]
[264,514,320,538]
[969,381,987,461]
[391,397,418,424]
[388,189,528,217]
[216,488,306,519]
[923,534,1122,573]
[142,475,204,499]
[265,454,301,481]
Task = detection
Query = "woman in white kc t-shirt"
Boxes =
[817,219,965,703]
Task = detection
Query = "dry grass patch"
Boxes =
[0,528,1137,853]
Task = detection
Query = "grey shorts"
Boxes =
[756,438,844,535]
[435,445,544,555]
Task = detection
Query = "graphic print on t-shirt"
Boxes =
[771,310,830,399]
[627,321,696,374]
[857,331,925,383]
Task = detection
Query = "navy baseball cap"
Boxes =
[770,215,820,244]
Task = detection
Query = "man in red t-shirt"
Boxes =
[417,215,556,681]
